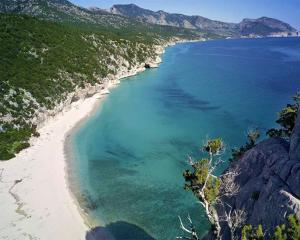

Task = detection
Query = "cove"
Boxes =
[69,38,300,239]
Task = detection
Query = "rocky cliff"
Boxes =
[217,111,300,238]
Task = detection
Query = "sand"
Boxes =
[0,89,111,239]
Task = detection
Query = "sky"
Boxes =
[70,0,300,30]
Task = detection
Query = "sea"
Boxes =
[68,37,300,239]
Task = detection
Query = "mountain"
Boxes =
[0,0,132,28]
[109,4,296,36]
[238,17,296,35]
[0,0,205,41]
[109,4,237,36]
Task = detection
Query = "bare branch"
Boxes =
[219,204,247,240]
[177,215,199,240]
[231,209,247,230]
[219,170,240,198]
[187,155,194,166]
[178,216,192,234]
[176,237,192,240]
[183,138,226,239]
[187,214,192,224]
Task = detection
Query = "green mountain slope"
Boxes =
[0,14,170,160]
[0,0,132,27]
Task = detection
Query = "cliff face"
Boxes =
[218,112,300,238]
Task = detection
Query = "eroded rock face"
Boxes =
[218,112,300,238]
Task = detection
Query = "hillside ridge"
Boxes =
[108,3,297,37]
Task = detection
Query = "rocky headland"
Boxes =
[216,111,300,239]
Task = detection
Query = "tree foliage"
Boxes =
[184,139,223,204]
[267,92,300,138]
[242,224,264,240]
[183,138,224,238]
[230,128,260,162]
[0,13,171,160]
[184,159,221,204]
[242,215,300,240]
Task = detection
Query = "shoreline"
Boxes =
[0,39,186,239]
[0,93,104,239]
[0,77,145,240]
[63,81,117,230]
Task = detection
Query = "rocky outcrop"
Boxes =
[217,112,300,238]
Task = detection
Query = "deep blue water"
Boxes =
[70,38,300,239]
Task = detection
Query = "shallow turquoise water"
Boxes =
[70,38,300,239]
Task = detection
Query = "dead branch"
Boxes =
[219,170,240,198]
[177,215,199,240]
[219,203,247,240]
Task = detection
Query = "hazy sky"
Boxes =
[70,0,300,29]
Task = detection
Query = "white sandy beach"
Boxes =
[0,92,107,239]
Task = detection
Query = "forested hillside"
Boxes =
[0,0,211,160]
[0,13,191,160]
[0,0,204,41]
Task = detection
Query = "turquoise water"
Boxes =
[70,38,300,239]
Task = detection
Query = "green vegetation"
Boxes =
[230,128,260,162]
[183,138,224,238]
[0,1,218,160]
[242,224,264,240]
[267,92,300,138]
[230,91,300,162]
[0,125,33,160]
[184,158,221,203]
[183,139,223,204]
[0,0,206,42]
[0,13,177,160]
[272,215,300,240]
[180,93,300,239]
[242,215,300,240]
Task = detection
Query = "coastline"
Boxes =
[0,39,188,239]
[0,93,102,240]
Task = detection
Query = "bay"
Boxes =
[69,38,300,239]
